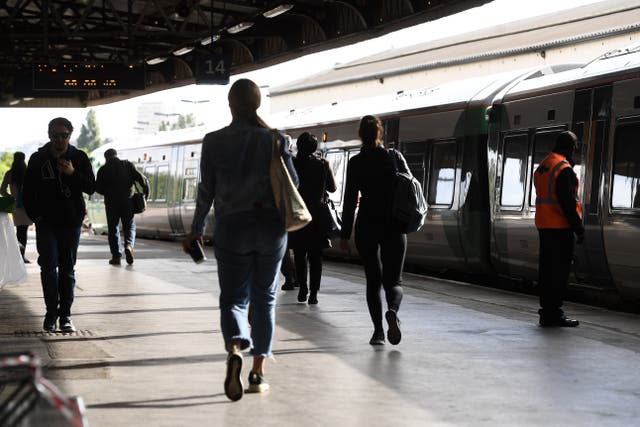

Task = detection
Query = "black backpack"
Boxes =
[389,149,427,233]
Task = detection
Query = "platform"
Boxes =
[1,233,639,426]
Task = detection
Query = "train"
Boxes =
[88,43,640,307]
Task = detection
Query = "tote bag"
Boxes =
[270,132,312,232]
[130,182,147,214]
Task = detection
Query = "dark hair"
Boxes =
[296,132,318,156]
[358,115,383,148]
[9,151,26,186]
[104,148,117,160]
[228,79,270,129]
[48,117,74,133]
[553,131,577,156]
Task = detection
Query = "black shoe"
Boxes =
[247,371,270,393]
[308,294,318,305]
[124,246,134,265]
[224,352,244,401]
[43,314,57,332]
[59,317,76,332]
[281,282,296,291]
[369,331,385,346]
[109,257,121,266]
[385,310,402,345]
[539,316,579,327]
[297,287,308,302]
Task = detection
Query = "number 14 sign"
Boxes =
[195,53,230,85]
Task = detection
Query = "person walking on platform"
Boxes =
[95,148,149,266]
[534,130,584,327]
[182,78,296,401]
[280,248,299,290]
[339,115,408,346]
[23,117,96,333]
[288,132,337,304]
[1,152,33,263]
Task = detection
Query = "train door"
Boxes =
[602,79,640,300]
[571,87,613,287]
[167,146,185,236]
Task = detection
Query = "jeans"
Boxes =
[213,209,287,358]
[35,221,81,318]
[106,202,135,258]
[355,221,406,334]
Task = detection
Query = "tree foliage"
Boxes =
[158,113,196,131]
[0,151,13,183]
[76,109,103,153]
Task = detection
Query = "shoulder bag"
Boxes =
[131,182,147,214]
[270,131,312,232]
[316,161,342,239]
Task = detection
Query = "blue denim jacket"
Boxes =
[191,119,298,235]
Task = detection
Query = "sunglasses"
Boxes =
[51,132,70,139]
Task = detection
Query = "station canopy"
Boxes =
[0,0,490,108]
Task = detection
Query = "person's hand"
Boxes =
[57,158,74,176]
[576,232,585,245]
[339,238,350,253]
[182,234,203,254]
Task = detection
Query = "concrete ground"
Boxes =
[1,233,640,426]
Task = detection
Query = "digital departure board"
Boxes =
[33,63,146,90]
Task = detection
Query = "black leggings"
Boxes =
[16,225,28,256]
[355,225,406,333]
[293,248,323,294]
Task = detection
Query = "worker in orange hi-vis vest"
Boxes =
[534,130,585,327]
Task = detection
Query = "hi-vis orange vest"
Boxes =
[534,152,582,229]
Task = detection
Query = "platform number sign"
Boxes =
[195,53,230,85]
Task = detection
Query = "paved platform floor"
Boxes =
[1,233,640,426]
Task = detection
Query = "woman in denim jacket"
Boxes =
[183,79,297,401]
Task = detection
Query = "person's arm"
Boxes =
[22,154,39,222]
[340,158,358,241]
[556,168,584,237]
[95,167,105,195]
[0,171,10,197]
[278,133,299,187]
[191,138,215,236]
[324,159,337,193]
[65,151,96,195]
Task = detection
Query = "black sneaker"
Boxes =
[124,246,134,265]
[247,371,270,393]
[385,310,402,345]
[297,287,308,302]
[369,331,385,346]
[43,314,57,332]
[308,294,318,305]
[224,352,244,401]
[539,316,579,327]
[59,317,76,332]
[109,257,121,266]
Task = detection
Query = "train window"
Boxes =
[500,134,528,208]
[325,151,346,204]
[529,130,562,206]
[402,142,427,186]
[611,123,640,209]
[156,165,170,201]
[427,141,456,206]
[183,178,197,201]
[143,167,156,200]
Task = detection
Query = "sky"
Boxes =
[0,0,606,153]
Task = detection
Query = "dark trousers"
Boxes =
[538,228,574,319]
[106,202,135,258]
[35,222,81,318]
[293,248,323,294]
[16,225,28,257]
[355,224,406,333]
[280,249,298,284]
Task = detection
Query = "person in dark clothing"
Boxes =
[339,115,409,345]
[0,151,33,263]
[95,148,149,265]
[280,249,299,290]
[534,130,584,327]
[287,132,337,304]
[23,117,96,332]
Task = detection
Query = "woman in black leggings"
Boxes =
[340,115,408,346]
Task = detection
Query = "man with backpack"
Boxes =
[96,148,148,265]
